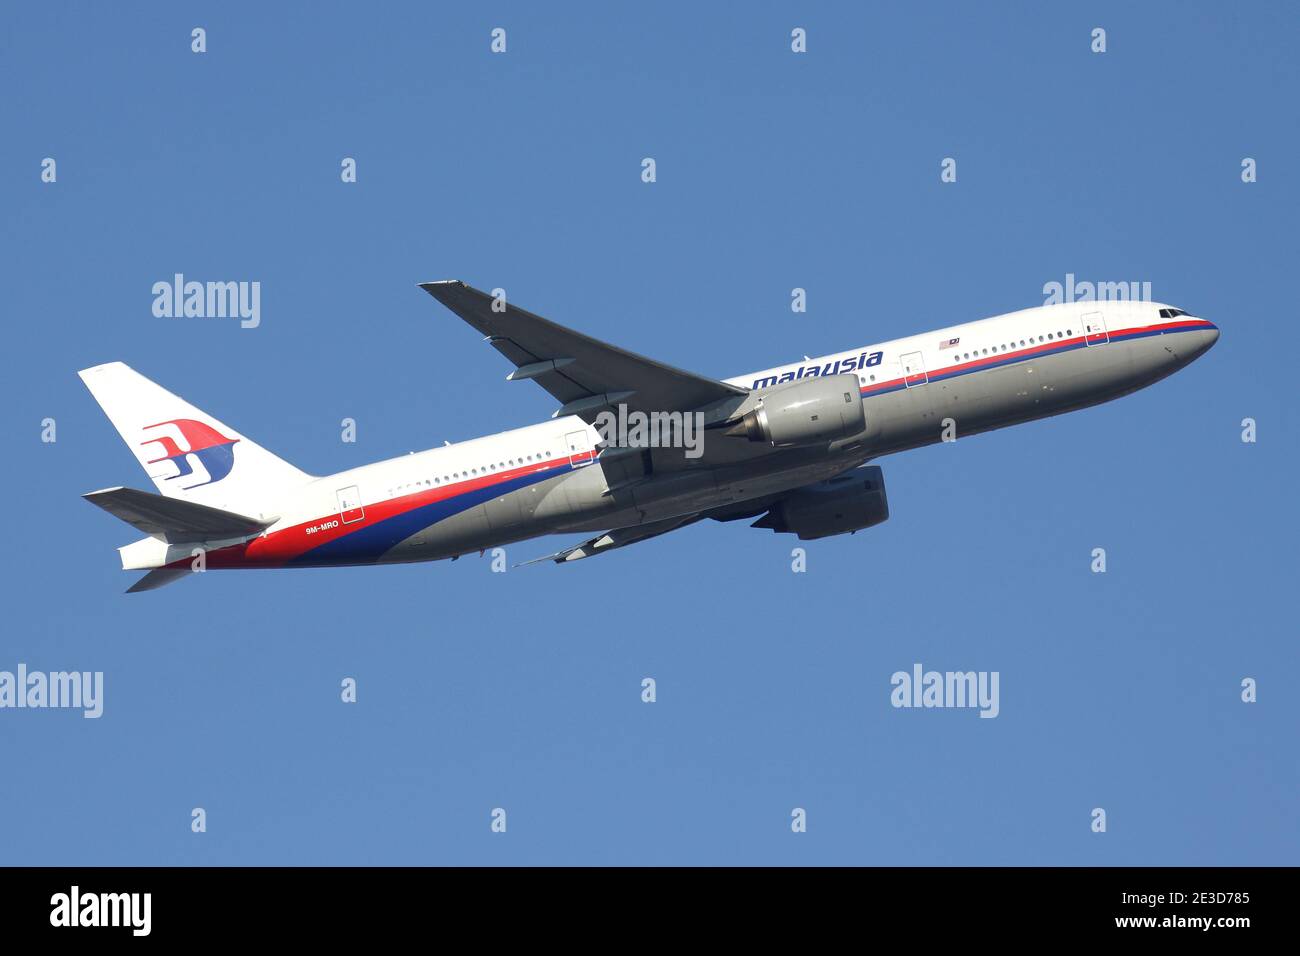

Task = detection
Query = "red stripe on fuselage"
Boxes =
[165,450,595,570]
[159,319,1215,572]
[858,318,1214,395]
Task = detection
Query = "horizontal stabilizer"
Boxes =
[126,568,192,593]
[83,486,273,543]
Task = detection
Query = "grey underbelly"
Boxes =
[380,335,1183,561]
[865,335,1175,454]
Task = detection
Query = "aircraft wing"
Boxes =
[516,495,794,566]
[518,514,703,565]
[419,281,746,422]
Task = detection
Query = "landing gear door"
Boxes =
[901,351,928,387]
[337,485,364,524]
[1083,311,1109,346]
[565,430,594,468]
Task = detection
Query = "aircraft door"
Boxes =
[337,485,364,524]
[565,430,594,468]
[901,351,928,387]
[1082,311,1109,346]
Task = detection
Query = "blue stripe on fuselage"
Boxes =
[861,321,1213,395]
[288,464,568,565]
[294,323,1214,564]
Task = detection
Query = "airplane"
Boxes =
[78,281,1218,591]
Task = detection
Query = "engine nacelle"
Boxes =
[727,373,865,447]
[752,466,889,540]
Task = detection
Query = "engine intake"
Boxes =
[726,373,865,447]
[752,466,889,540]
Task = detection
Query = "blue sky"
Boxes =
[1,1,1295,865]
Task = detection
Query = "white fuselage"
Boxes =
[129,298,1217,572]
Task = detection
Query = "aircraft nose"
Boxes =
[1190,319,1211,353]
[1186,320,1219,360]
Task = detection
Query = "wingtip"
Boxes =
[418,279,465,292]
[82,486,127,501]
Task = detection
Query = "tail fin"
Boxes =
[78,362,311,515]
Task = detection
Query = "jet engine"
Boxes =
[725,373,865,447]
[751,466,889,540]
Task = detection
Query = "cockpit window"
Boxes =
[1158,307,1188,319]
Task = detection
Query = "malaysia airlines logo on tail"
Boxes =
[139,418,240,489]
